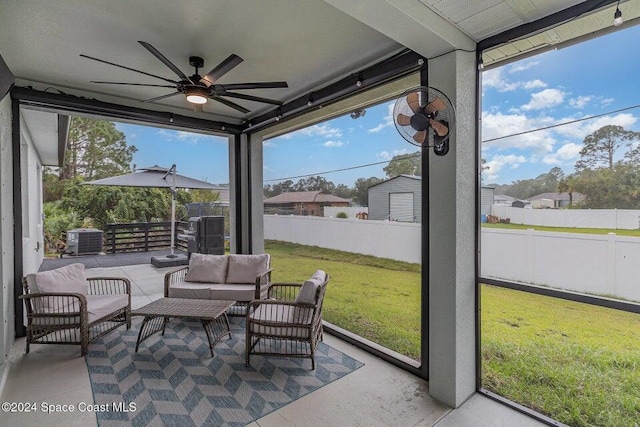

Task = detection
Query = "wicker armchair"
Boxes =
[20,276,131,356]
[246,271,329,369]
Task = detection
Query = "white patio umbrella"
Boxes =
[85,165,224,258]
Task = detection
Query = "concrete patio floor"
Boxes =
[1,263,545,426]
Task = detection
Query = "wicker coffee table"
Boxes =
[132,298,235,357]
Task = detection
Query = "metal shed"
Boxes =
[368,175,422,222]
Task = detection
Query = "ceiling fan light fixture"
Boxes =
[185,87,208,104]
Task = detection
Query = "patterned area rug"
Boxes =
[86,316,363,426]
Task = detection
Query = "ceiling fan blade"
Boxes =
[212,96,250,114]
[200,54,244,87]
[430,119,449,137]
[80,54,178,84]
[220,91,283,105]
[141,91,182,103]
[90,81,176,88]
[219,81,288,90]
[138,41,193,83]
[413,130,427,144]
[397,113,412,126]
[425,98,447,114]
[406,92,421,114]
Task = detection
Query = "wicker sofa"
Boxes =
[246,270,329,369]
[164,253,272,309]
[20,263,131,356]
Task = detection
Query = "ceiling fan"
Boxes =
[80,41,288,113]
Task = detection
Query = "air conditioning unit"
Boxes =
[66,228,103,256]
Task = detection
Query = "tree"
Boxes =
[334,183,354,200]
[575,125,640,171]
[264,180,294,198]
[62,117,137,180]
[383,152,421,178]
[292,175,336,193]
[570,164,640,209]
[352,177,383,206]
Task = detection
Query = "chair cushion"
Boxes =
[295,270,327,304]
[226,254,269,284]
[249,304,313,338]
[185,254,228,283]
[29,264,88,310]
[86,294,129,324]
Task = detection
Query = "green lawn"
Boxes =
[482,222,640,237]
[265,240,640,426]
[265,240,421,359]
[482,284,640,427]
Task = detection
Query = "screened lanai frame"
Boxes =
[9,49,434,379]
[474,1,640,424]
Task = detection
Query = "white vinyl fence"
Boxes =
[491,206,640,230]
[264,215,420,263]
[323,206,368,218]
[264,215,640,302]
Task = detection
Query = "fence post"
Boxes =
[144,223,150,251]
[111,225,116,253]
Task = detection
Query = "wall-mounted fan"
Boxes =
[393,86,454,156]
[80,41,288,113]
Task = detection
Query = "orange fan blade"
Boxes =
[397,113,412,126]
[430,119,449,137]
[406,92,421,113]
[413,130,427,144]
[425,98,446,114]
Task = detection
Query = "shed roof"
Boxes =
[527,192,586,202]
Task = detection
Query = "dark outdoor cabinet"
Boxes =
[185,216,224,255]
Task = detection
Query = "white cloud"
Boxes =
[263,140,276,147]
[482,68,519,92]
[553,113,638,140]
[323,140,344,148]
[521,88,566,111]
[377,148,411,161]
[157,129,215,145]
[508,61,539,73]
[368,103,395,133]
[569,96,592,109]
[279,123,342,139]
[600,97,614,107]
[482,111,557,154]
[522,79,547,90]
[484,154,528,182]
[542,142,583,165]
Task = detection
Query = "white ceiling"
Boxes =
[2,0,630,164]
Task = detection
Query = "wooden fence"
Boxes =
[103,221,188,253]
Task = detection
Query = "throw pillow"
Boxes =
[295,277,323,304]
[185,254,228,283]
[226,254,269,284]
[33,263,87,310]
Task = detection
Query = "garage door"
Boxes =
[390,192,414,222]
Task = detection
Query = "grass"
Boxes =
[265,240,640,426]
[482,222,640,237]
[265,240,421,359]
[482,284,640,427]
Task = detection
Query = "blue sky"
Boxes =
[115,23,640,187]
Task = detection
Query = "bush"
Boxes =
[336,211,348,219]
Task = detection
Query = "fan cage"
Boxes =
[393,86,455,148]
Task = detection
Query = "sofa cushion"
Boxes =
[168,279,269,301]
[185,254,228,283]
[249,304,313,338]
[226,254,270,284]
[29,264,88,310]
